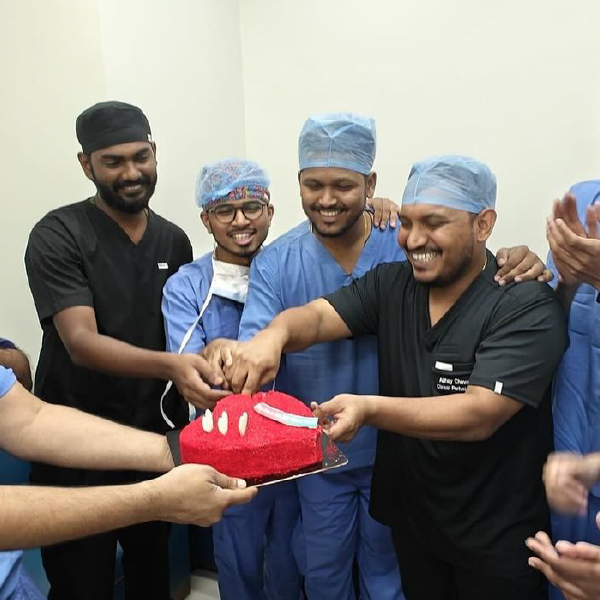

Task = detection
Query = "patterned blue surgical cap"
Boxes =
[196,158,270,209]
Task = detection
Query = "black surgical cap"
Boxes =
[76,101,152,154]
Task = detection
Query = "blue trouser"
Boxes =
[212,480,302,600]
[295,466,404,600]
[549,494,600,600]
[0,551,45,600]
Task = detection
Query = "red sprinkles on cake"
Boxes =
[180,391,323,483]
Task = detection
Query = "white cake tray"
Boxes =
[254,432,348,487]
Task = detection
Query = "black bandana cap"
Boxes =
[76,101,153,154]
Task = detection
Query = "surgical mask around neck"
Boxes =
[209,256,250,304]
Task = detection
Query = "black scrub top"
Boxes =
[325,250,568,577]
[25,199,192,440]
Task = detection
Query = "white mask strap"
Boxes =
[160,287,215,429]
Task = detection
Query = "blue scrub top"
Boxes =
[0,550,26,600]
[239,220,405,470]
[162,252,244,353]
[0,365,39,600]
[547,180,600,498]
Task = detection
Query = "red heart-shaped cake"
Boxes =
[180,391,322,483]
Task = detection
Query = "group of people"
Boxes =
[1,100,600,600]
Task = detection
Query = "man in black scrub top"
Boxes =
[25,101,227,600]
[219,155,568,600]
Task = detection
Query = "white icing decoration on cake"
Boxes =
[253,402,318,429]
[218,411,228,435]
[202,409,213,432]
[239,412,248,436]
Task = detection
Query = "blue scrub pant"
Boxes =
[212,480,302,600]
[549,494,600,600]
[0,552,45,600]
[295,466,403,600]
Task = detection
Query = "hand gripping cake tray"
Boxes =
[178,390,347,485]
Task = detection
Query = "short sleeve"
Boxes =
[174,231,193,270]
[323,266,382,336]
[545,249,559,291]
[238,251,285,341]
[25,217,93,322]
[469,285,568,408]
[162,270,207,354]
[0,365,16,398]
[545,196,560,291]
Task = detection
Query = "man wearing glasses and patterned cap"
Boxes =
[161,158,303,600]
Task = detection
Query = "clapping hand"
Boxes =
[547,193,600,289]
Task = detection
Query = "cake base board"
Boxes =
[253,432,348,487]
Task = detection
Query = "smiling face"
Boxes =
[201,198,274,266]
[78,141,157,214]
[398,203,495,287]
[299,167,376,238]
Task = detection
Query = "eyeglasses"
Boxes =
[209,201,267,224]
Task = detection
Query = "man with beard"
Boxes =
[162,158,303,600]
[228,113,405,600]
[24,101,226,600]
[214,154,567,599]
[204,118,551,600]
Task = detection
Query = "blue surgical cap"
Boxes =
[298,112,376,175]
[402,155,496,214]
[197,158,270,209]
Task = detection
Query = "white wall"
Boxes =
[0,0,107,359]
[96,0,246,254]
[2,0,599,363]
[240,0,600,252]
[0,0,246,361]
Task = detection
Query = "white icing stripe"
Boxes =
[253,402,318,429]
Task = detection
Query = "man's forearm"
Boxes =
[0,481,157,550]
[54,307,179,381]
[68,330,177,381]
[0,383,173,472]
[268,299,350,352]
[363,389,521,441]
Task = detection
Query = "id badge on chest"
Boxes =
[432,359,474,395]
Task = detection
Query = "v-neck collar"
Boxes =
[305,215,380,279]
[422,249,496,347]
[86,198,154,249]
